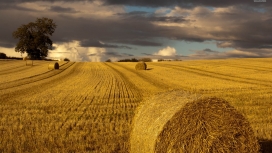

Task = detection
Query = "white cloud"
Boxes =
[0,47,27,57]
[50,41,83,61]
[154,46,177,56]
[154,7,171,16]
[16,1,125,19]
[87,47,106,62]
[50,41,134,62]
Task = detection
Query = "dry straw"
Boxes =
[135,62,147,70]
[130,90,260,153]
[48,62,59,70]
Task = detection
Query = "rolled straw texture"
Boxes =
[48,62,59,70]
[130,90,260,153]
[135,62,147,70]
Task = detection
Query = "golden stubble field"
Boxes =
[0,58,271,152]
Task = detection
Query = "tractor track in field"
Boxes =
[198,62,272,73]
[105,62,172,90]
[222,64,272,73]
[0,62,75,91]
[154,63,272,88]
[0,61,47,74]
[51,62,142,141]
[0,65,35,75]
[53,62,142,152]
[0,61,63,75]
[196,87,272,94]
[103,63,143,98]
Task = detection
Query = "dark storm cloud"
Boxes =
[104,51,122,56]
[113,40,163,46]
[118,11,187,23]
[141,53,152,55]
[203,48,218,53]
[150,16,187,23]
[0,41,15,48]
[190,48,219,57]
[0,2,38,11]
[88,50,132,58]
[0,9,167,49]
[122,53,134,56]
[2,3,272,52]
[80,40,132,49]
[143,54,187,60]
[48,6,79,13]
[49,14,172,48]
[1,0,271,7]
[0,12,39,48]
[0,0,89,2]
[103,0,271,7]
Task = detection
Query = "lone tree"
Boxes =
[12,17,57,60]
[0,52,7,59]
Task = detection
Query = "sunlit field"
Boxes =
[0,58,271,152]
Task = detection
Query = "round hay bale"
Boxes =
[23,56,29,61]
[135,62,147,70]
[48,62,59,70]
[130,90,260,153]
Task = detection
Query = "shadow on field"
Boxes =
[259,139,272,153]
[146,68,153,70]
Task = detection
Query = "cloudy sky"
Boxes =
[0,0,271,61]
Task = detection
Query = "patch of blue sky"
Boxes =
[207,6,215,11]
[124,5,157,13]
[112,39,234,57]
[173,40,234,55]
[253,8,266,13]
[124,5,177,16]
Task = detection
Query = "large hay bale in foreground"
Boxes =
[130,90,260,153]
[135,62,147,70]
[48,62,59,70]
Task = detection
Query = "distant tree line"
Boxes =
[0,52,23,60]
[0,52,72,62]
[114,58,152,62]
[117,58,139,62]
[158,59,182,62]
[113,58,182,62]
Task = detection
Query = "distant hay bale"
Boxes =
[48,62,59,70]
[23,56,28,61]
[23,56,33,66]
[130,90,260,153]
[135,62,147,70]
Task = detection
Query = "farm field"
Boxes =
[0,58,272,152]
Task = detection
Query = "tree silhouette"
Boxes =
[0,52,7,59]
[12,17,57,60]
